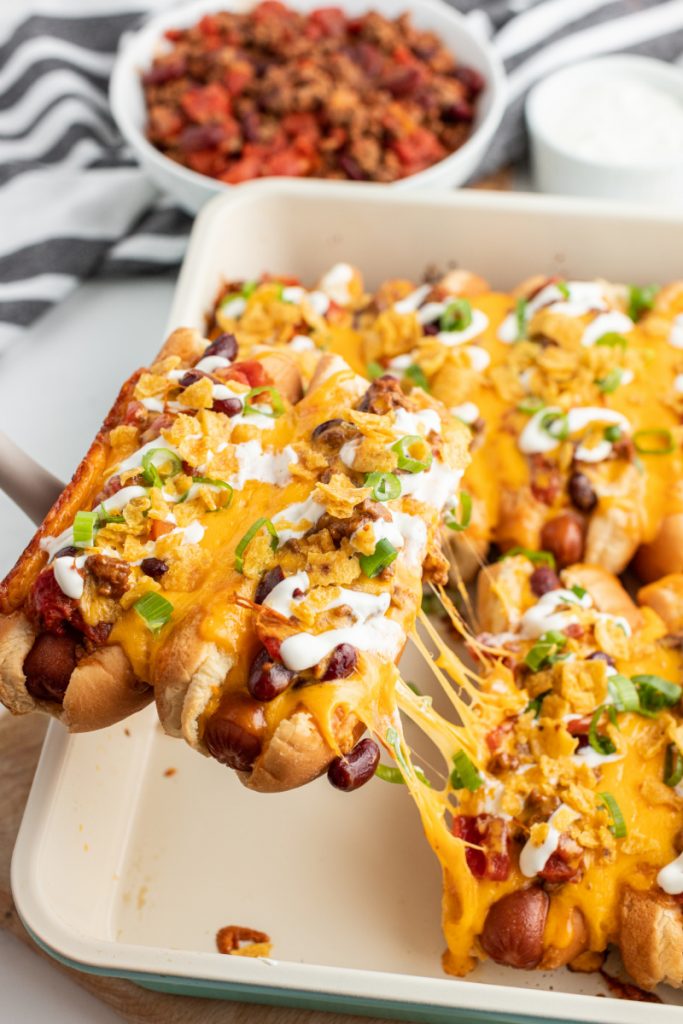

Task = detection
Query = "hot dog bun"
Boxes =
[620,888,683,990]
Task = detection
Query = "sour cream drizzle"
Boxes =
[53,554,87,599]
[658,851,683,895]
[519,804,578,877]
[518,406,630,457]
[581,310,634,347]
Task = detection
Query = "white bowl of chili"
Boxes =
[110,0,506,213]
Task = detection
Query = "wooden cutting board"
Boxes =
[0,713,396,1024]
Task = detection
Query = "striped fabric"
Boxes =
[1,0,683,346]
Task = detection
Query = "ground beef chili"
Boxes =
[142,3,485,184]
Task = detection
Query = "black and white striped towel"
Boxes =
[2,0,683,348]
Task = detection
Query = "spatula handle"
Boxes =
[0,432,64,526]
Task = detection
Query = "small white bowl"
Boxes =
[110,0,506,214]
[526,55,683,205]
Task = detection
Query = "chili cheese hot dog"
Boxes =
[438,553,683,987]
[0,327,304,731]
[153,357,470,791]
[352,272,683,581]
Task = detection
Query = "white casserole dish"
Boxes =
[109,0,507,214]
[11,182,683,1023]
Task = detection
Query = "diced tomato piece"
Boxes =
[538,835,583,883]
[150,520,174,541]
[180,83,231,124]
[392,44,417,67]
[566,715,591,736]
[225,64,254,97]
[308,7,346,37]
[392,128,446,173]
[198,14,220,35]
[217,360,271,389]
[220,156,264,184]
[123,400,146,426]
[452,814,511,881]
[485,717,515,753]
[252,1,290,19]
[147,104,184,143]
[261,635,282,661]
[264,148,312,177]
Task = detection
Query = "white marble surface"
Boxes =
[0,275,175,1021]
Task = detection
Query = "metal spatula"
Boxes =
[0,431,64,527]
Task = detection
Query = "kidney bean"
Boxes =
[454,66,486,96]
[179,123,227,153]
[338,154,365,180]
[311,418,358,448]
[203,333,238,362]
[247,648,294,702]
[180,369,208,389]
[213,397,243,417]
[587,650,616,668]
[54,545,80,559]
[540,513,584,568]
[327,737,380,791]
[254,566,285,605]
[530,566,561,597]
[481,888,549,969]
[204,694,266,772]
[443,100,474,123]
[142,57,187,86]
[322,644,358,681]
[568,471,598,513]
[140,557,169,580]
[23,632,78,703]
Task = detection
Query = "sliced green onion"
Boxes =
[525,689,552,718]
[445,491,472,533]
[392,435,433,474]
[540,410,569,442]
[407,680,422,695]
[515,298,528,340]
[627,284,658,321]
[595,332,628,350]
[632,673,682,712]
[604,425,622,443]
[241,279,258,298]
[359,539,398,578]
[243,386,284,419]
[376,763,431,786]
[633,429,675,456]
[421,592,442,616]
[524,630,567,672]
[234,518,279,573]
[364,471,401,502]
[556,281,570,299]
[664,743,683,788]
[404,364,430,391]
[607,674,640,713]
[501,546,556,569]
[571,584,587,600]
[73,510,98,547]
[517,396,545,415]
[450,749,483,792]
[440,298,472,332]
[597,368,624,394]
[367,362,384,380]
[663,745,683,790]
[141,448,182,489]
[598,791,627,838]
[588,704,618,756]
[97,505,125,525]
[134,592,173,633]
